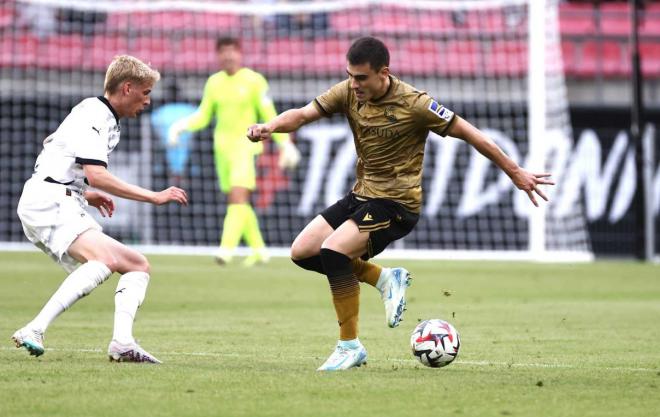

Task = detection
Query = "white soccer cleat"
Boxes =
[107,340,162,364]
[317,342,368,371]
[11,326,45,357]
[380,267,412,328]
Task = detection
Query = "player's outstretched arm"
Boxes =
[247,102,322,142]
[447,116,555,206]
[83,165,188,206]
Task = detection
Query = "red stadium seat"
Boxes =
[579,41,629,77]
[177,37,217,72]
[331,7,453,35]
[237,38,263,71]
[329,10,364,32]
[86,36,129,71]
[261,38,307,73]
[396,39,440,76]
[130,37,176,70]
[0,36,11,67]
[640,41,660,78]
[2,34,39,68]
[641,4,660,36]
[443,40,479,77]
[310,38,350,74]
[599,3,631,36]
[417,11,455,34]
[464,9,505,33]
[193,12,241,31]
[559,3,596,35]
[0,5,14,29]
[38,35,85,70]
[485,40,527,77]
[369,6,417,34]
[560,40,578,76]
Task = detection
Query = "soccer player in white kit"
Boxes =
[11,55,188,364]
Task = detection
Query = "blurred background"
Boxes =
[0,0,657,261]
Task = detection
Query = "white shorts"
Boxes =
[17,178,102,273]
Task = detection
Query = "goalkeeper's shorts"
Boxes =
[214,147,257,193]
[320,192,419,260]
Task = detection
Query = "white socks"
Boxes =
[112,271,150,344]
[28,260,112,333]
[25,263,151,345]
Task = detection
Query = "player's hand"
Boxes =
[167,119,187,147]
[278,141,301,169]
[85,190,115,217]
[153,186,188,206]
[510,168,555,207]
[247,124,272,143]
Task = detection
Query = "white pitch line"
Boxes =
[1,346,658,373]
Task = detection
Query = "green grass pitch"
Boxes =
[1,251,659,417]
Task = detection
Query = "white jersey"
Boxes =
[31,96,121,193]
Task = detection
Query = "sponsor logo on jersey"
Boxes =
[362,212,373,222]
[428,100,454,122]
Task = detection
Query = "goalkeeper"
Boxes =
[169,37,300,266]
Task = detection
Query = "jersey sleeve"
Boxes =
[313,80,349,117]
[253,73,290,145]
[185,76,217,132]
[73,112,110,167]
[413,94,457,137]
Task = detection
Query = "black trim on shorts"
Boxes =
[44,176,74,185]
[75,157,108,168]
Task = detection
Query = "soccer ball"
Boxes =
[410,319,460,368]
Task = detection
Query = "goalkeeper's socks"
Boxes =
[320,248,360,341]
[29,261,111,332]
[219,204,249,255]
[242,204,266,252]
[351,258,382,288]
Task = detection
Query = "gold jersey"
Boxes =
[313,76,456,213]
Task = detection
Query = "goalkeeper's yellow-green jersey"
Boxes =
[185,67,288,154]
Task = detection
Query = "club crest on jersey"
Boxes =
[384,106,397,123]
[428,100,454,122]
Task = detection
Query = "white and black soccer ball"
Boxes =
[410,319,460,368]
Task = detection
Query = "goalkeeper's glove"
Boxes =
[278,140,301,169]
[167,118,189,147]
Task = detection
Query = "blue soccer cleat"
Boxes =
[11,326,45,357]
[380,267,412,328]
[317,340,368,371]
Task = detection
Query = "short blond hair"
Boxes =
[104,55,161,94]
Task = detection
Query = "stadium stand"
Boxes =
[0,2,657,78]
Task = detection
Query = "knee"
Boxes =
[111,252,150,274]
[96,256,121,274]
[290,240,310,261]
[131,253,150,274]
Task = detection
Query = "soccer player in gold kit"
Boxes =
[247,37,553,371]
